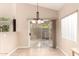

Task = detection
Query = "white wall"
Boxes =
[0,3,13,17]
[0,32,18,53]
[57,3,79,56]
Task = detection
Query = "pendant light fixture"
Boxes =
[31,1,44,24]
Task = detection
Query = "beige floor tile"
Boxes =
[10,48,65,56]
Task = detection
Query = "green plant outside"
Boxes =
[0,17,10,21]
[2,25,9,32]
[40,23,49,29]
[0,17,10,32]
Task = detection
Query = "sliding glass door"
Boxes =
[29,20,53,48]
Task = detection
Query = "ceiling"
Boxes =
[30,3,64,11]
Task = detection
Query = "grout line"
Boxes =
[7,46,30,56]
[57,47,68,56]
[7,48,18,56]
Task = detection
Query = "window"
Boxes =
[61,12,77,41]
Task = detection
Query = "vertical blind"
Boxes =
[61,12,77,41]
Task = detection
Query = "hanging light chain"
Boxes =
[36,0,39,20]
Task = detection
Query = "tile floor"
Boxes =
[30,39,53,48]
[10,48,64,56]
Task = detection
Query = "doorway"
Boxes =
[29,19,53,48]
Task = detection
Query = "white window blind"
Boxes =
[61,12,77,41]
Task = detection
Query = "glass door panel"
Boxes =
[30,20,53,48]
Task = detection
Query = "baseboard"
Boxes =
[57,47,68,56]
[7,48,18,56]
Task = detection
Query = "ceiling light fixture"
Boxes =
[31,1,44,24]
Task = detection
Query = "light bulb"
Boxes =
[38,20,41,24]
[41,20,44,23]
[31,20,36,23]
[38,20,44,24]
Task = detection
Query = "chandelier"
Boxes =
[31,2,44,24]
